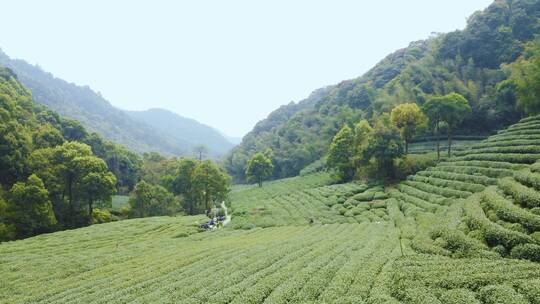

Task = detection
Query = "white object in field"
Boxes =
[221,201,231,226]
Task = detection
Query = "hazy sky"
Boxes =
[1,0,492,137]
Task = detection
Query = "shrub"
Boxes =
[480,187,540,233]
[531,160,540,173]
[404,180,470,199]
[479,284,529,304]
[465,215,535,249]
[498,177,540,208]
[439,289,480,304]
[92,208,113,224]
[510,243,540,262]
[409,175,485,193]
[432,165,513,178]
[417,170,496,185]
[453,153,540,164]
[430,227,492,257]
[514,169,540,191]
[394,154,437,181]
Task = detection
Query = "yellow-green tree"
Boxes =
[510,44,540,115]
[246,152,274,187]
[327,125,355,181]
[353,120,373,167]
[390,103,427,154]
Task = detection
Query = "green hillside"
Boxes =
[227,0,540,181]
[2,115,540,303]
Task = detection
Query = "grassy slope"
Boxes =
[2,117,540,303]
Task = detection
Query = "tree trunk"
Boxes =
[68,175,74,224]
[88,200,93,223]
[405,141,409,154]
[447,129,452,157]
[436,123,440,160]
[258,176,262,187]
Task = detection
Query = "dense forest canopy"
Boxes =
[226,0,540,182]
[0,67,143,239]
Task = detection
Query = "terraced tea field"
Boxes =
[408,137,484,154]
[2,115,540,303]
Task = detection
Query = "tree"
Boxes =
[327,125,355,181]
[363,115,404,181]
[352,119,373,169]
[0,120,32,186]
[166,158,199,214]
[29,142,118,228]
[510,44,540,115]
[7,174,57,238]
[32,124,64,149]
[80,171,116,219]
[0,190,16,241]
[422,97,446,160]
[390,103,427,154]
[128,181,179,218]
[246,152,274,187]
[192,160,230,210]
[193,145,208,161]
[164,158,230,215]
[438,93,472,156]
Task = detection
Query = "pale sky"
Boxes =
[0,0,492,137]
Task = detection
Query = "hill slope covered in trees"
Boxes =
[0,50,236,157]
[0,66,144,240]
[126,108,235,157]
[227,0,540,181]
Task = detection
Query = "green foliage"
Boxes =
[327,125,356,181]
[499,177,540,208]
[228,0,540,181]
[510,243,540,262]
[390,103,427,153]
[510,43,540,114]
[478,284,529,304]
[91,208,113,224]
[6,174,56,238]
[164,158,230,215]
[128,181,179,217]
[246,152,274,186]
[0,67,124,239]
[192,160,231,210]
[363,116,404,181]
[394,154,437,181]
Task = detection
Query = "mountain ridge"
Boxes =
[0,50,235,157]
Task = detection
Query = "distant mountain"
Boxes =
[0,50,235,157]
[125,108,235,157]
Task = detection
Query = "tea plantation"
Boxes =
[2,116,540,303]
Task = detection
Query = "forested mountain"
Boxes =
[227,0,540,181]
[0,66,144,239]
[0,51,236,157]
[126,108,235,157]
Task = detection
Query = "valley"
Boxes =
[1,0,540,303]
